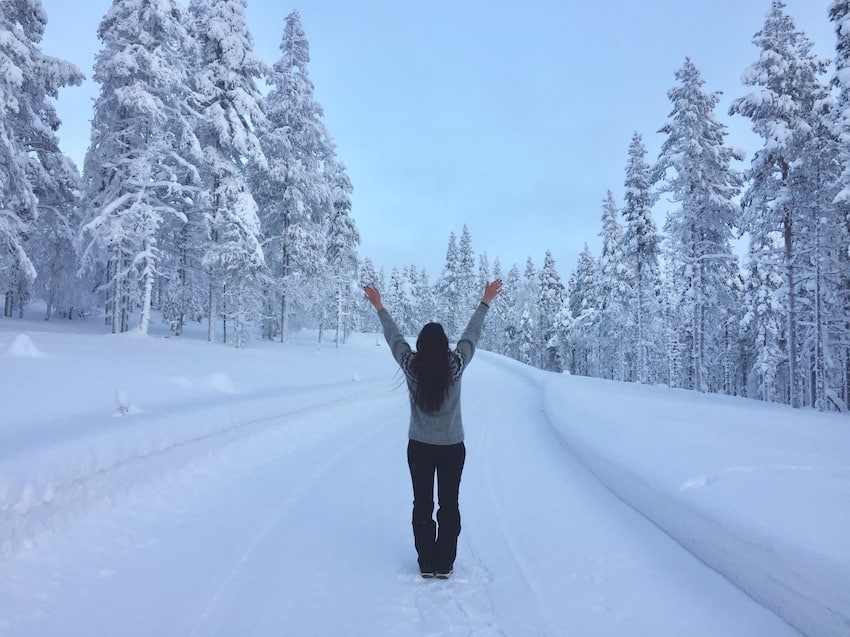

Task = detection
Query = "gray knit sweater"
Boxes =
[377,303,490,445]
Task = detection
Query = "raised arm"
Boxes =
[456,279,503,363]
[365,286,411,364]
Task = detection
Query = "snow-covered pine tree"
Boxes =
[621,133,664,384]
[384,267,417,336]
[655,58,743,393]
[517,309,536,366]
[27,116,86,320]
[491,258,503,283]
[515,257,539,366]
[29,168,86,321]
[0,0,82,317]
[189,0,267,345]
[435,231,462,340]
[537,250,567,372]
[478,252,490,291]
[80,0,203,334]
[404,265,425,333]
[485,257,508,353]
[477,251,493,349]
[595,190,628,381]
[730,0,833,406]
[457,225,477,312]
[790,70,845,410]
[416,266,436,326]
[253,9,334,343]
[500,263,522,361]
[828,0,850,410]
[325,160,360,346]
[358,257,381,332]
[739,232,786,401]
[568,244,599,377]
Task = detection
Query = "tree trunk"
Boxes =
[139,240,153,335]
[335,280,343,347]
[784,213,799,408]
[208,280,216,342]
[280,292,288,344]
[44,289,54,321]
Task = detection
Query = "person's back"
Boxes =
[389,310,489,445]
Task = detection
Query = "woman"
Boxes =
[364,279,503,579]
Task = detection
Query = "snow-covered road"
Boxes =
[0,324,809,636]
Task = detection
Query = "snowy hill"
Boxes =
[0,311,847,637]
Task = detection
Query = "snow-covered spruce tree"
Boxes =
[829,0,850,410]
[730,0,834,406]
[491,257,503,283]
[408,265,430,331]
[621,133,664,384]
[189,0,267,346]
[29,149,87,320]
[415,266,436,326]
[457,225,477,313]
[80,0,203,334]
[153,7,208,339]
[253,9,334,343]
[476,251,494,350]
[486,257,509,354]
[358,257,381,332]
[568,244,599,377]
[478,251,490,291]
[384,267,406,331]
[434,231,462,340]
[384,266,422,336]
[537,250,567,371]
[595,190,628,380]
[0,0,82,317]
[499,263,522,360]
[515,257,539,366]
[739,232,786,401]
[325,160,360,346]
[791,88,845,410]
[655,58,743,393]
[26,104,87,320]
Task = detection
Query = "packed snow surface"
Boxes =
[0,311,848,637]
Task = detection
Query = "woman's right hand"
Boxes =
[364,286,383,310]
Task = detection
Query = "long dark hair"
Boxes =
[412,322,451,412]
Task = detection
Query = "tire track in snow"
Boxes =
[463,354,614,636]
[472,375,559,636]
[184,391,401,636]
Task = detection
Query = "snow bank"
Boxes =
[540,372,850,637]
[0,326,389,559]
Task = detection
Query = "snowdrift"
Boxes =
[0,328,384,558]
[525,363,850,637]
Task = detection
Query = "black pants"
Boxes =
[406,439,466,573]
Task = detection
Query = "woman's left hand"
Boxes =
[483,279,503,305]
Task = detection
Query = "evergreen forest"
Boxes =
[3,0,850,412]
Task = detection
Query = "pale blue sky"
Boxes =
[40,0,834,278]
